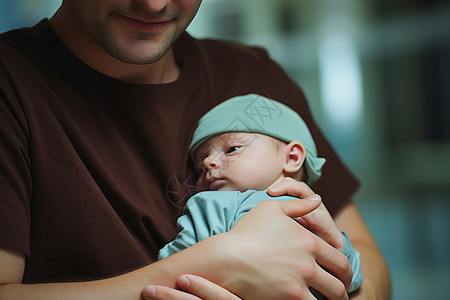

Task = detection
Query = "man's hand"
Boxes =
[215,195,351,299]
[268,178,345,250]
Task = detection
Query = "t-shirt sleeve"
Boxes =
[0,56,32,256]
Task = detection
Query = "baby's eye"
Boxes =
[226,146,241,154]
[194,161,205,173]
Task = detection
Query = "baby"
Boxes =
[158,94,363,295]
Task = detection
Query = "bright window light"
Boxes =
[318,33,363,132]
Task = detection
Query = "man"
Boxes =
[0,0,390,299]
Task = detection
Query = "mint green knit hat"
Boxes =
[189,94,326,186]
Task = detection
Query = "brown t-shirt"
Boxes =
[0,20,359,283]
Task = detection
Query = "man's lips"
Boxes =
[118,14,172,33]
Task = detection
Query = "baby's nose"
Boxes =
[203,153,222,169]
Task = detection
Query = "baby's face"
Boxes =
[193,132,286,192]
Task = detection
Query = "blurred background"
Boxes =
[1,0,449,298]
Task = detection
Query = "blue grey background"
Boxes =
[2,1,449,299]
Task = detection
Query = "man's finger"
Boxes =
[301,203,344,250]
[308,265,349,300]
[142,285,200,300]
[276,195,322,219]
[267,178,314,198]
[315,241,353,293]
[177,274,241,299]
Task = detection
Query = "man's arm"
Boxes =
[1,196,341,300]
[0,243,232,300]
[334,203,391,300]
[0,246,173,300]
[0,247,25,287]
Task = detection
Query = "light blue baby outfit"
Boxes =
[158,190,363,294]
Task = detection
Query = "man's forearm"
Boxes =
[0,233,237,300]
[0,244,212,300]
[0,261,167,300]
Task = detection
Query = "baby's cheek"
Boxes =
[195,176,208,190]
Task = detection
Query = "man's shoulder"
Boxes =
[0,19,48,48]
[0,27,27,60]
[179,32,272,67]
[197,37,268,57]
[0,20,54,69]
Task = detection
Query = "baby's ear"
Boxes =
[283,141,306,174]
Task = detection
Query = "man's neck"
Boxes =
[49,11,179,85]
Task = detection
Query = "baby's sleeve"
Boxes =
[157,205,198,260]
[158,191,239,260]
[341,231,363,293]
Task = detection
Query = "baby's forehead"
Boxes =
[217,131,256,142]
[206,132,257,146]
[193,132,252,154]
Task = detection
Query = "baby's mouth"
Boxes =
[207,177,226,191]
